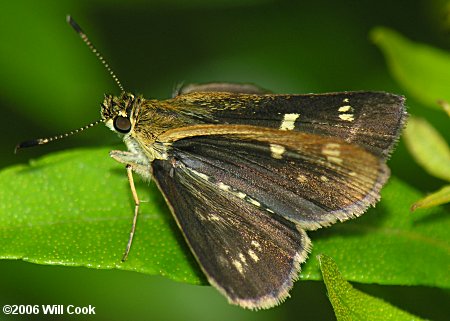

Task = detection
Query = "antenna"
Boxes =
[15,120,103,153]
[15,16,124,152]
[66,15,125,92]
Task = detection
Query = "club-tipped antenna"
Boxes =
[66,15,125,92]
[16,16,122,153]
[15,120,102,153]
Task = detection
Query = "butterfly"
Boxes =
[16,16,407,309]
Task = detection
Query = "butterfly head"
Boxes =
[102,92,141,135]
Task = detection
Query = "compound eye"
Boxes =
[113,116,131,133]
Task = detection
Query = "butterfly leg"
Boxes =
[110,150,151,261]
[110,150,151,179]
[121,164,140,261]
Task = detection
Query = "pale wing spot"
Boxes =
[322,143,341,157]
[349,171,357,176]
[216,182,250,202]
[323,149,341,156]
[327,156,343,165]
[266,208,275,214]
[338,105,352,112]
[297,174,307,183]
[339,113,354,122]
[248,198,261,207]
[208,214,221,221]
[239,253,247,265]
[248,249,260,262]
[251,240,261,249]
[217,182,231,191]
[343,98,350,103]
[322,143,343,165]
[325,142,341,149]
[236,192,247,199]
[232,260,244,274]
[320,175,329,182]
[279,113,300,130]
[188,168,210,181]
[270,144,285,159]
[251,241,263,253]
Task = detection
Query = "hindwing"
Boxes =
[152,157,310,309]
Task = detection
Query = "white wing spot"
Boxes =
[239,253,247,265]
[251,240,262,250]
[297,174,307,183]
[248,249,259,262]
[327,156,343,165]
[188,168,210,181]
[322,143,341,157]
[248,197,261,207]
[279,113,300,130]
[236,192,247,199]
[320,175,329,182]
[232,260,244,274]
[343,98,350,103]
[349,171,357,176]
[339,113,354,121]
[270,144,285,159]
[322,143,343,164]
[207,214,221,221]
[338,105,352,112]
[217,182,231,191]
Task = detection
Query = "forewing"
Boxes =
[152,158,310,309]
[169,91,406,159]
[159,126,389,230]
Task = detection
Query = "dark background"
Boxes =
[1,0,449,320]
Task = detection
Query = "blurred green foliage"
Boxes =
[319,255,426,321]
[372,26,450,210]
[1,0,449,320]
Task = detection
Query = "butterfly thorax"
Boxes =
[102,92,197,161]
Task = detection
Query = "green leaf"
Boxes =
[371,27,450,109]
[403,117,450,182]
[411,185,450,211]
[0,148,204,285]
[1,148,449,290]
[318,254,427,321]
